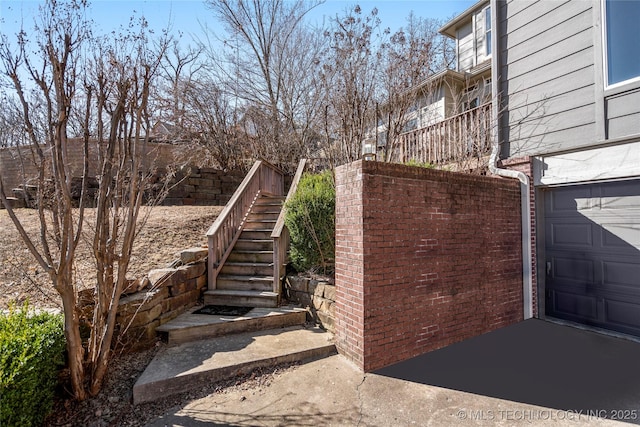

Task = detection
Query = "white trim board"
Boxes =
[533,140,640,186]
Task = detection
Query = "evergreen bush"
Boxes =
[285,170,335,274]
[0,303,65,427]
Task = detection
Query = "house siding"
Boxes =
[457,7,491,73]
[334,160,523,372]
[457,22,475,71]
[497,0,640,334]
[499,0,597,157]
[606,88,640,139]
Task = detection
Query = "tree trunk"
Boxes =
[57,276,87,401]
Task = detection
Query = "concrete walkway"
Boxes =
[134,325,335,404]
[147,320,640,426]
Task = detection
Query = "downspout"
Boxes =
[489,0,533,319]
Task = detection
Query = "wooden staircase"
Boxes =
[133,159,336,406]
[205,159,306,308]
[204,194,284,307]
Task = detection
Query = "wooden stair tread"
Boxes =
[217,274,274,281]
[224,261,273,266]
[205,289,278,297]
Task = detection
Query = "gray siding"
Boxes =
[606,88,640,139]
[501,0,640,158]
[500,0,596,157]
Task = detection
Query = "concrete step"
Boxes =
[216,275,273,291]
[156,305,307,346]
[227,250,273,263]
[0,196,25,209]
[204,289,279,307]
[133,326,336,404]
[220,262,274,276]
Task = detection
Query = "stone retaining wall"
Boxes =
[79,247,208,352]
[0,142,244,208]
[285,276,335,332]
[0,141,178,193]
[163,168,245,206]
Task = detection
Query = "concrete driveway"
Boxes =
[376,319,640,426]
[147,319,640,426]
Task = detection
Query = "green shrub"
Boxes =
[285,170,335,274]
[0,303,65,427]
[404,159,435,169]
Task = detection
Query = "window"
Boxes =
[463,85,479,111]
[604,0,640,87]
[482,78,492,103]
[485,7,492,56]
[403,119,417,133]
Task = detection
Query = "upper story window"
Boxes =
[485,7,492,56]
[604,0,640,87]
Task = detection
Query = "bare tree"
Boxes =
[204,0,321,171]
[85,25,170,395]
[183,77,250,170]
[377,14,443,162]
[319,5,383,165]
[154,40,206,140]
[0,0,169,399]
[0,0,92,399]
[0,96,26,147]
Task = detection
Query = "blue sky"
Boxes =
[1,0,475,44]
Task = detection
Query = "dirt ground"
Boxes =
[43,343,299,427]
[0,205,223,310]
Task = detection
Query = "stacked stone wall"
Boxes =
[79,247,208,352]
[163,168,244,206]
[285,276,335,332]
[0,142,244,207]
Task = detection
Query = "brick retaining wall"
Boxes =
[334,160,524,371]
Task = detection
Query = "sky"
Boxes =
[1,0,476,46]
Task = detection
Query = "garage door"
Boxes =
[544,179,640,336]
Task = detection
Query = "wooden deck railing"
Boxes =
[206,159,285,290]
[271,159,307,293]
[396,101,492,164]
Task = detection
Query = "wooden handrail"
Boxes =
[271,159,307,292]
[272,159,306,239]
[396,101,492,165]
[207,159,285,290]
